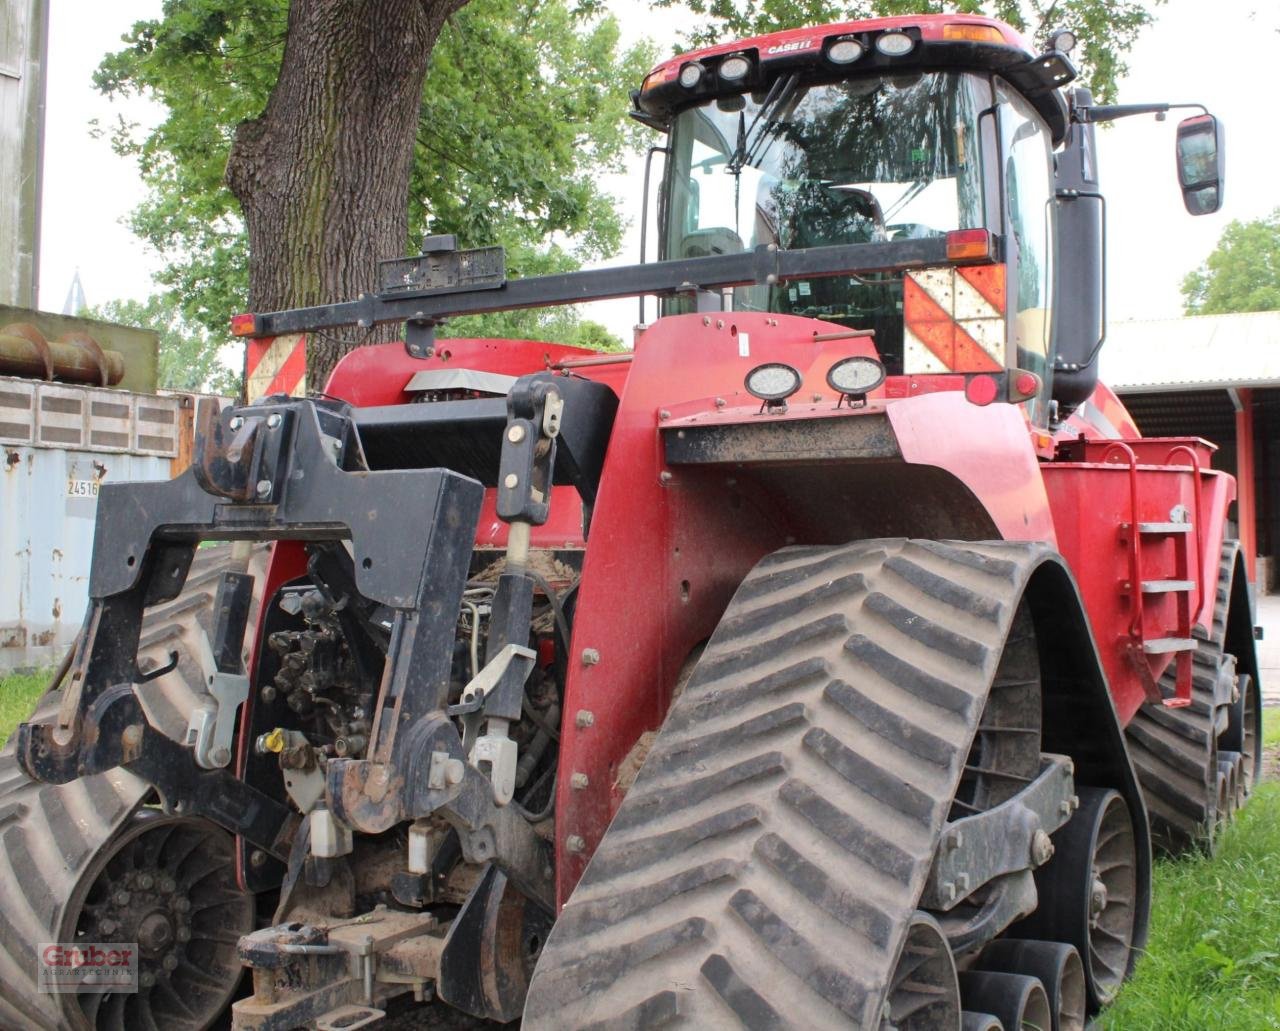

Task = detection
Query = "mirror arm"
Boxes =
[1076,101,1207,124]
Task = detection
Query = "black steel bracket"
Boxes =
[17,394,484,862]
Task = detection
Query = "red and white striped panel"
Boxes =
[246,333,307,402]
[903,264,1007,374]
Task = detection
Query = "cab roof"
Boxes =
[635,14,1073,143]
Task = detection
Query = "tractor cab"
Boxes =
[635,16,1223,424]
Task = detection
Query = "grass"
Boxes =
[0,667,51,746]
[0,676,1277,1027]
[1103,710,1280,1030]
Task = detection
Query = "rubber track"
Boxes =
[0,545,266,1031]
[524,539,1057,1029]
[1124,541,1237,854]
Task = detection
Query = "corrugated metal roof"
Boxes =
[1099,310,1280,393]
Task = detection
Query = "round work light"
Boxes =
[826,356,886,396]
[678,62,705,89]
[827,37,865,64]
[719,54,752,81]
[875,31,915,56]
[745,363,803,403]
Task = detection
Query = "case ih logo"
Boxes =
[765,39,815,55]
[38,943,139,994]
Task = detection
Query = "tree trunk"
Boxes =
[226,0,466,389]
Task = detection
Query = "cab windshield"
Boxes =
[661,70,991,372]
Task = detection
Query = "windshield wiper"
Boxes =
[727,73,800,176]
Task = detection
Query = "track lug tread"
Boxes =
[525,538,1056,1028]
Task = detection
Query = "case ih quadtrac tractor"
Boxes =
[0,13,1258,1031]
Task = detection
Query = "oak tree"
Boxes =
[96,0,653,386]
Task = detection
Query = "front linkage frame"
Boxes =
[16,386,576,1023]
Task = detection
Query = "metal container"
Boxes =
[1,375,187,671]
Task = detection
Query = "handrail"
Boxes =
[1100,442,1144,640]
[1164,443,1206,621]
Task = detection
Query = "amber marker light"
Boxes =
[230,313,258,337]
[942,24,1006,44]
[945,228,994,262]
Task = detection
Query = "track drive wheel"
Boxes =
[1011,788,1139,1012]
[0,544,266,1030]
[66,813,252,1029]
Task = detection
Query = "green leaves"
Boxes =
[91,294,242,396]
[96,0,655,343]
[649,0,1162,102]
[1182,209,1280,316]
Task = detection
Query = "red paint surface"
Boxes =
[643,14,1030,84]
[1235,389,1257,583]
[1043,445,1234,724]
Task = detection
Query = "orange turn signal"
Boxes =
[942,24,1006,44]
[946,228,993,262]
[230,313,258,337]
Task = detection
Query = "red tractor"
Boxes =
[1,13,1258,1031]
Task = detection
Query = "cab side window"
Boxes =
[996,79,1054,412]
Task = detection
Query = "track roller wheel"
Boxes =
[1011,788,1138,1012]
[881,913,961,1030]
[957,972,1050,1031]
[961,1014,1003,1031]
[66,811,253,1030]
[977,939,1085,1031]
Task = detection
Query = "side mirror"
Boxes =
[1175,114,1225,215]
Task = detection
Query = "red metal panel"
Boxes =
[888,391,1058,546]
[1236,388,1257,582]
[553,313,845,902]
[1042,455,1235,725]
[324,338,628,408]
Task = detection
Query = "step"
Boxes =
[1140,579,1196,594]
[1137,522,1193,535]
[1143,637,1198,654]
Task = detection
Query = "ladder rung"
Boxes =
[1143,637,1198,654]
[1138,522,1193,535]
[1140,579,1196,594]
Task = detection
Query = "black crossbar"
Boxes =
[248,237,967,337]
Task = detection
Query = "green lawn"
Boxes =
[0,675,1277,1027]
[0,667,50,747]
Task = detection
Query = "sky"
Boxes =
[34,0,1280,353]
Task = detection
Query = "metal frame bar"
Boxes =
[246,238,971,338]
